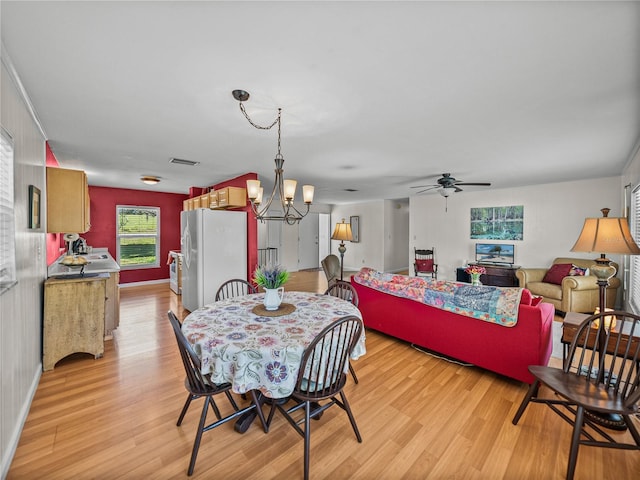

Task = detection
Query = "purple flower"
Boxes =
[265,362,288,383]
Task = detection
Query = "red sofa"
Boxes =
[352,272,555,384]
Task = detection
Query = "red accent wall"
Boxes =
[209,173,258,281]
[83,186,188,284]
[45,143,64,265]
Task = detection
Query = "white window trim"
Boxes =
[116,205,161,269]
[0,126,17,294]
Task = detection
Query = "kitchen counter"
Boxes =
[47,248,121,339]
[48,248,120,278]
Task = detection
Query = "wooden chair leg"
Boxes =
[566,406,585,480]
[349,364,359,384]
[177,393,194,426]
[512,380,540,425]
[339,391,362,442]
[188,396,211,476]
[303,400,311,480]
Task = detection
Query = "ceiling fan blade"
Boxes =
[410,185,437,189]
[454,182,491,186]
[414,185,440,194]
[454,186,463,192]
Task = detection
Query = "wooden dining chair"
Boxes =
[215,278,257,301]
[168,311,268,476]
[414,247,437,279]
[512,310,640,480]
[266,315,364,480]
[324,280,360,384]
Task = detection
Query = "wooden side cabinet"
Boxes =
[46,167,90,233]
[43,275,107,371]
[456,265,520,287]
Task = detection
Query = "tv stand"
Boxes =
[457,263,520,287]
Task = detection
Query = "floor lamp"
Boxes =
[571,207,640,428]
[331,218,353,281]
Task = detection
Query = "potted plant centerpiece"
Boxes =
[465,264,486,286]
[253,265,290,311]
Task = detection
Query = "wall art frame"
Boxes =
[350,216,359,243]
[470,205,523,240]
[29,185,41,229]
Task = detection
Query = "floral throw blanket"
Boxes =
[352,268,522,327]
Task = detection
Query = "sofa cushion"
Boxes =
[528,281,562,300]
[520,288,532,305]
[542,263,572,285]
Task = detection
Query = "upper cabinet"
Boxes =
[183,187,247,211]
[46,167,90,233]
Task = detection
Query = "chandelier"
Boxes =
[232,89,314,224]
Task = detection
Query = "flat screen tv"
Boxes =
[475,243,515,265]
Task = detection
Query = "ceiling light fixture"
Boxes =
[140,176,160,185]
[232,89,314,225]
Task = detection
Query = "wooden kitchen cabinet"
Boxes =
[104,271,120,339]
[43,275,107,371]
[214,187,246,208]
[46,167,90,233]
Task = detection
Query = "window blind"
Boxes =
[630,186,640,313]
[0,126,17,294]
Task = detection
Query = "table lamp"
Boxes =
[570,208,640,430]
[571,208,640,314]
[331,218,353,281]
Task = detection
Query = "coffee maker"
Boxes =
[71,237,87,254]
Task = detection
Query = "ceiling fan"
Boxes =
[411,173,492,196]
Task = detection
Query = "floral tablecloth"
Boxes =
[182,291,366,399]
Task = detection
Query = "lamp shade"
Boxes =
[331,219,353,242]
[571,216,640,255]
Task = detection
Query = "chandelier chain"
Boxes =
[238,103,282,157]
[233,90,312,224]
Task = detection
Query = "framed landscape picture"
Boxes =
[470,205,523,240]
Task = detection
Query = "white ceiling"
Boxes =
[2,1,639,204]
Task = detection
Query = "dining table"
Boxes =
[181,290,366,431]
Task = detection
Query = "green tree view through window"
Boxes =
[116,206,160,268]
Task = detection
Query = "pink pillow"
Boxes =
[542,263,573,285]
[520,289,532,305]
[415,259,434,272]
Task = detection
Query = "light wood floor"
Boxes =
[8,271,640,479]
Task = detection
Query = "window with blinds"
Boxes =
[631,186,640,313]
[0,126,17,294]
[116,206,160,269]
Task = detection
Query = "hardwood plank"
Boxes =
[7,272,640,479]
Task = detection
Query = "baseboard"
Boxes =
[119,278,169,288]
[1,362,41,479]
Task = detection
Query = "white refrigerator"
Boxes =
[181,209,247,312]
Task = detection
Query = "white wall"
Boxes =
[330,200,410,273]
[410,176,622,283]
[1,55,47,477]
[383,199,410,272]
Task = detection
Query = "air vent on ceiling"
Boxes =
[169,157,200,166]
